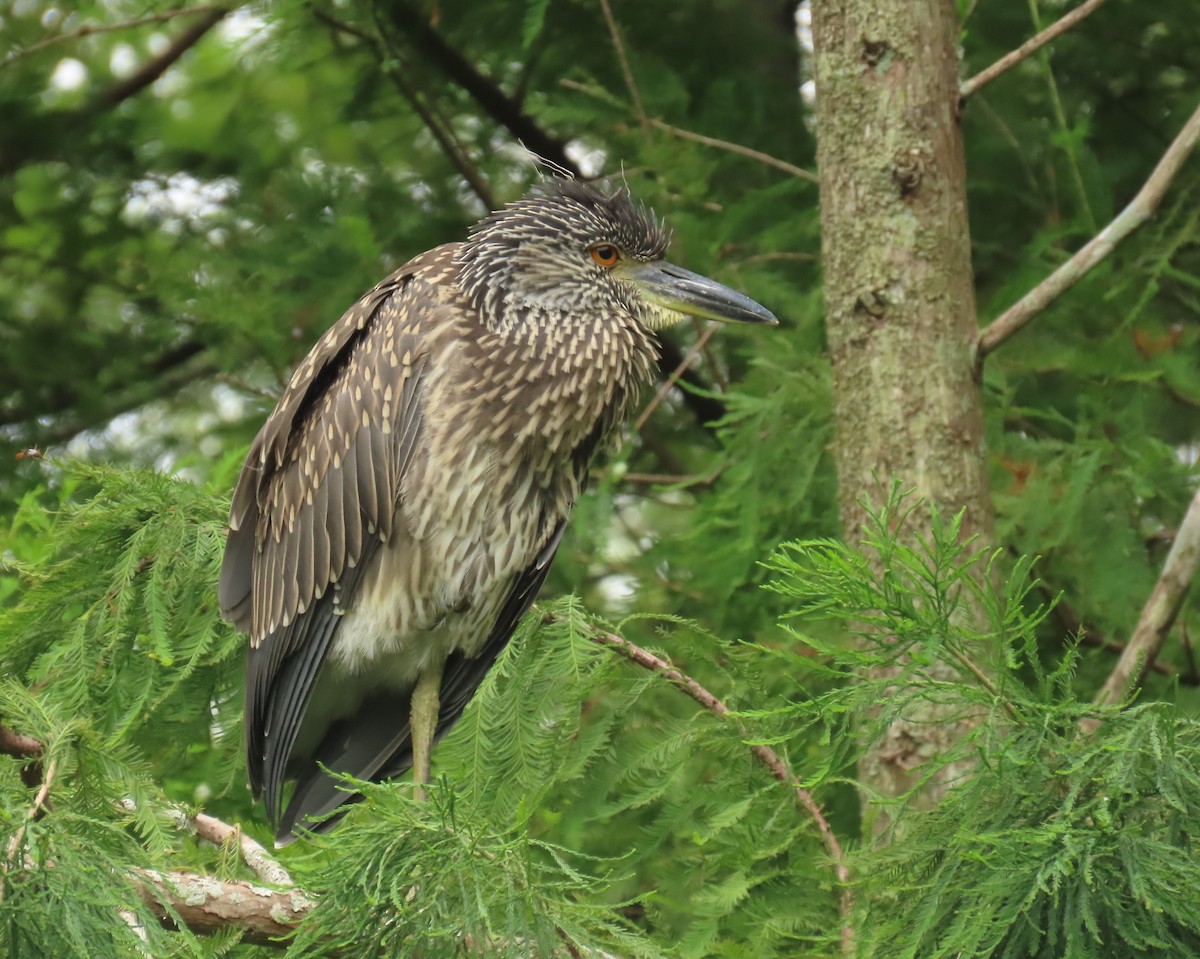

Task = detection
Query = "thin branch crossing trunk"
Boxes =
[810,0,995,836]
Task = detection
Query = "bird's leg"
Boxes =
[409,663,443,802]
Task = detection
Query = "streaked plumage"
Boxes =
[218,180,776,843]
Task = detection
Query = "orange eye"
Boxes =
[590,244,620,267]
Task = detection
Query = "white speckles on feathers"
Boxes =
[219,180,672,835]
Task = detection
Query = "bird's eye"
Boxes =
[590,245,620,268]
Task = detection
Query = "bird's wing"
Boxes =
[434,520,567,730]
[218,265,432,817]
[276,521,567,838]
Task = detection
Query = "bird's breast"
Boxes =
[323,305,657,685]
[327,435,550,680]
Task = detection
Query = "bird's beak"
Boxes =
[623,261,778,325]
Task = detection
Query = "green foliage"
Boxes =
[764,487,1200,957]
[0,462,250,956]
[862,705,1200,959]
[0,463,242,769]
[0,0,1198,955]
[288,784,657,959]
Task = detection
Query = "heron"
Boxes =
[218,179,777,843]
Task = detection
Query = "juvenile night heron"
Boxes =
[218,179,776,843]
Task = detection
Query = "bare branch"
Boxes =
[319,4,496,208]
[1091,485,1200,712]
[113,795,294,889]
[2,758,58,902]
[315,7,496,209]
[132,869,311,947]
[960,0,1107,99]
[558,79,817,182]
[620,468,724,487]
[180,811,294,888]
[1,6,225,69]
[311,6,375,46]
[634,324,718,432]
[978,98,1200,358]
[0,724,43,760]
[567,617,853,947]
[0,737,310,946]
[1044,586,1181,678]
[381,58,496,209]
[733,251,818,267]
[1180,614,1199,684]
[378,0,579,176]
[598,0,647,129]
[646,118,819,183]
[95,7,230,109]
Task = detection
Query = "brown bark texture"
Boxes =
[810,0,995,835]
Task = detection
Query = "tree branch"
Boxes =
[1,759,58,902]
[1091,485,1200,712]
[566,617,853,947]
[959,0,1107,99]
[558,79,818,183]
[95,6,230,109]
[127,799,294,889]
[977,97,1200,359]
[314,6,496,209]
[634,324,719,432]
[1044,584,1182,678]
[0,725,309,939]
[598,0,647,130]
[647,118,819,183]
[1,6,226,69]
[377,0,580,176]
[0,725,43,760]
[132,869,309,947]
[362,5,734,431]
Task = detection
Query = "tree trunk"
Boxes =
[810,0,994,836]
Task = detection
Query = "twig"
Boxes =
[691,317,726,391]
[316,8,496,209]
[653,338,727,431]
[385,63,496,209]
[183,811,294,887]
[597,0,646,129]
[1092,485,1200,711]
[0,735,310,949]
[214,373,280,402]
[734,251,818,266]
[647,118,819,183]
[1,758,58,902]
[620,465,724,488]
[978,97,1200,358]
[565,617,854,948]
[1043,586,1180,678]
[117,796,294,888]
[557,78,818,182]
[1,6,224,68]
[311,6,374,45]
[378,0,580,176]
[634,324,718,432]
[95,7,230,109]
[960,0,1106,99]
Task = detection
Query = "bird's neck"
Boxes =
[455,305,659,459]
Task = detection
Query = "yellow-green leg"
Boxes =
[410,663,443,802]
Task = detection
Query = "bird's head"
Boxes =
[456,180,778,335]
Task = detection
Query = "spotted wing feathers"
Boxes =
[218,267,432,815]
